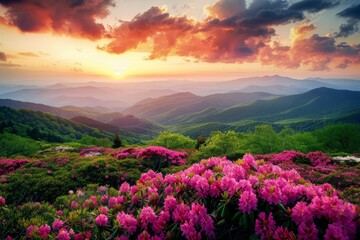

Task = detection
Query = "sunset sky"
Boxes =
[0,0,359,83]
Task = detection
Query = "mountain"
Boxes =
[71,116,120,133]
[47,96,127,110]
[239,85,307,95]
[123,92,275,124]
[0,98,90,118]
[0,106,113,142]
[178,88,360,125]
[107,115,165,135]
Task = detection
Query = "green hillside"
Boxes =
[181,88,360,124]
[0,106,113,143]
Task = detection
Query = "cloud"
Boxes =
[0,51,6,61]
[259,22,360,71]
[337,3,360,20]
[335,3,360,37]
[289,0,339,13]
[0,63,22,67]
[99,0,359,70]
[18,52,39,57]
[0,0,115,40]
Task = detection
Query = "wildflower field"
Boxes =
[0,147,359,239]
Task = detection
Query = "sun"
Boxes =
[115,70,122,76]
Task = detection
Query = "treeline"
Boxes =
[149,123,360,159]
[0,107,112,142]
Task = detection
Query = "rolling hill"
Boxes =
[123,91,275,124]
[0,106,113,143]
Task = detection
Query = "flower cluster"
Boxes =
[137,146,187,165]
[113,146,188,170]
[113,147,140,159]
[4,154,357,239]
[0,158,30,175]
[255,150,332,166]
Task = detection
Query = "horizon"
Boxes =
[0,0,359,84]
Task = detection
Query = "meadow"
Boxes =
[1,125,359,239]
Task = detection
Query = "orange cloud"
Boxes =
[0,0,115,40]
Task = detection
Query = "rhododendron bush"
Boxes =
[113,146,187,171]
[1,154,358,239]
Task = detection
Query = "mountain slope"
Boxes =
[182,88,360,124]
[107,115,165,135]
[0,98,91,118]
[123,92,275,124]
[0,106,112,143]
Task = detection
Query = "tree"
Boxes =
[198,131,242,158]
[195,135,206,150]
[112,134,122,148]
[250,124,278,154]
[148,131,196,149]
[315,123,360,153]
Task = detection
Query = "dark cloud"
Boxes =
[337,3,360,20]
[0,51,6,61]
[335,4,360,37]
[335,19,359,38]
[289,0,339,13]
[0,0,115,40]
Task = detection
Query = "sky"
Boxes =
[0,0,359,83]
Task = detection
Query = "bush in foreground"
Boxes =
[1,154,358,239]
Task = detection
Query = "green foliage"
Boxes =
[78,135,112,147]
[198,131,244,159]
[315,123,360,153]
[0,133,43,157]
[0,106,113,143]
[148,131,196,149]
[249,124,278,154]
[0,153,143,205]
[112,134,122,148]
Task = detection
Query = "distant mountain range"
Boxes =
[123,91,275,124]
[1,80,359,139]
[1,75,359,110]
[0,99,164,137]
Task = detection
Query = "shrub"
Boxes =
[1,155,358,239]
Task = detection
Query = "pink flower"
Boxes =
[137,231,151,240]
[243,153,257,170]
[2,175,7,183]
[324,222,348,240]
[57,210,63,216]
[101,194,108,203]
[291,202,312,225]
[273,226,296,240]
[139,206,157,228]
[70,200,79,209]
[0,196,5,206]
[38,224,51,239]
[98,206,109,214]
[255,212,276,239]
[164,196,177,212]
[180,220,201,240]
[52,219,64,230]
[26,225,38,238]
[117,212,138,235]
[68,190,74,195]
[298,222,318,240]
[238,190,258,214]
[172,203,190,223]
[95,214,108,227]
[164,185,173,196]
[119,182,130,193]
[57,228,70,240]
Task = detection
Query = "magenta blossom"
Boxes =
[95,214,108,227]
